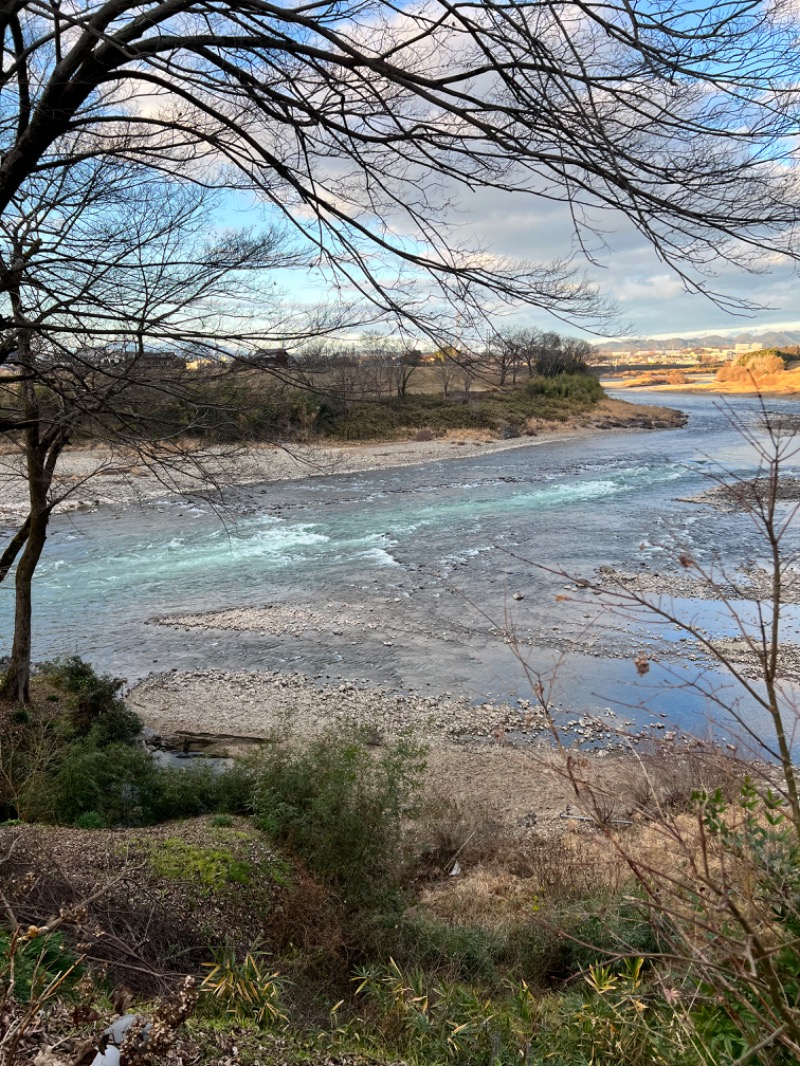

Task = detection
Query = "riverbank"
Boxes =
[607,367,800,395]
[0,397,685,522]
[128,667,662,838]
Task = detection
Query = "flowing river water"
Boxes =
[3,389,800,747]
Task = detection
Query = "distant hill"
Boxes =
[594,330,800,353]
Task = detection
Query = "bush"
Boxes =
[1,657,144,822]
[368,894,661,993]
[733,349,786,371]
[38,656,141,746]
[717,351,787,384]
[525,373,604,403]
[252,725,426,905]
[33,738,159,826]
[538,898,663,983]
[2,657,264,826]
[365,910,505,983]
[41,749,259,828]
[0,930,80,1003]
[199,941,288,1027]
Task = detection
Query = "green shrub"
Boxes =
[252,726,426,905]
[199,941,288,1027]
[539,898,663,983]
[143,759,256,823]
[38,656,142,746]
[370,911,505,982]
[733,348,786,370]
[43,750,257,828]
[365,897,660,994]
[210,814,234,828]
[144,762,222,822]
[348,958,541,1065]
[149,838,251,892]
[74,810,106,829]
[525,373,604,403]
[33,738,159,826]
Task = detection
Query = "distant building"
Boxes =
[70,347,186,373]
[244,348,292,368]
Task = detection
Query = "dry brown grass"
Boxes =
[412,742,762,939]
[617,365,800,396]
[419,832,632,930]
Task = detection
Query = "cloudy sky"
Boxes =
[256,178,800,343]
[396,183,800,341]
[457,188,800,341]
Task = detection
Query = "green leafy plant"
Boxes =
[0,928,85,1066]
[200,942,288,1027]
[349,957,541,1064]
[149,838,251,892]
[38,656,141,746]
[0,929,80,1004]
[252,725,426,905]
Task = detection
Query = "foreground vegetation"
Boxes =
[1,657,798,1064]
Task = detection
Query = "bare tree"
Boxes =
[483,334,522,385]
[0,160,310,702]
[488,328,594,380]
[387,348,422,401]
[435,347,460,400]
[354,335,422,399]
[0,0,799,343]
[536,335,594,377]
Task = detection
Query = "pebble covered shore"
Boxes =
[128,669,693,834]
[128,669,626,750]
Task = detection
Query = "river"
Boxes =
[3,389,800,747]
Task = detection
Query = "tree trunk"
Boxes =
[0,515,30,584]
[1,506,48,703]
[0,272,56,703]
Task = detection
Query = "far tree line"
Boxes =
[294,329,595,401]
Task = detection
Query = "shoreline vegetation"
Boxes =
[609,373,800,395]
[0,657,765,1066]
[606,347,800,395]
[8,381,800,1065]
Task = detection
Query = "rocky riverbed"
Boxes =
[129,669,630,751]
[592,562,800,605]
[129,669,695,836]
[682,475,800,513]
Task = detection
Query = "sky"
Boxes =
[240,179,800,345]
[456,188,800,342]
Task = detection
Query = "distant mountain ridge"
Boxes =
[594,330,800,353]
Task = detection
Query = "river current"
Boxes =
[3,389,800,746]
